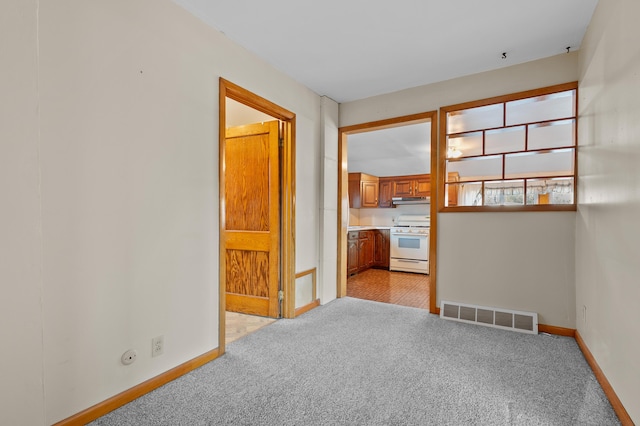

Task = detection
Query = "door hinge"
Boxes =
[279,137,284,147]
[278,290,284,301]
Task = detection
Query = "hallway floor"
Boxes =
[346,268,429,309]
[225,311,276,344]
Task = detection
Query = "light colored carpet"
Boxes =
[91,297,619,425]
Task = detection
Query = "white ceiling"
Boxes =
[174,0,598,103]
[347,123,431,176]
[190,0,597,177]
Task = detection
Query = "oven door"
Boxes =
[390,232,429,261]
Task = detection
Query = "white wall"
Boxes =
[340,53,580,128]
[319,96,340,303]
[577,0,640,421]
[0,1,45,425]
[340,53,579,327]
[0,0,324,423]
[351,204,430,227]
[439,212,575,326]
[296,112,321,275]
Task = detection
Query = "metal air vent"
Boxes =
[440,301,538,334]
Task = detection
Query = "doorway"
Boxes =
[337,111,439,314]
[219,79,296,353]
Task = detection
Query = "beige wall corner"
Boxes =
[0,0,46,424]
[576,0,640,422]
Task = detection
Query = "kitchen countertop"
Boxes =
[347,226,392,231]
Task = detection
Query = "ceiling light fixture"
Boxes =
[447,147,462,158]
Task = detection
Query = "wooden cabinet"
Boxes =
[347,233,359,276]
[392,179,414,197]
[392,174,430,198]
[347,229,390,276]
[373,229,390,268]
[378,178,393,208]
[349,173,379,208]
[414,175,431,197]
[349,173,431,209]
[447,172,460,207]
[358,231,374,270]
[361,181,379,207]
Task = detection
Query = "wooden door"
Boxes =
[223,121,280,318]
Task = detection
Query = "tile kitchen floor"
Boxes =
[347,268,429,309]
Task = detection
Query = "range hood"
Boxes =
[392,196,430,205]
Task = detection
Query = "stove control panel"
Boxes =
[391,227,430,235]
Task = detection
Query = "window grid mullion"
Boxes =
[502,102,506,128]
[446,116,576,139]
[441,83,577,209]
[482,130,486,156]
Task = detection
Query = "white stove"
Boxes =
[390,214,430,274]
[392,214,430,230]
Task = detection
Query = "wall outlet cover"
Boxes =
[152,335,164,357]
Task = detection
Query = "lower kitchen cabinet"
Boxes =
[347,229,390,276]
[373,229,390,268]
[347,234,359,276]
[360,231,375,269]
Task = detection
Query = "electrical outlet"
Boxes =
[121,349,137,365]
[152,335,164,357]
[582,305,587,324]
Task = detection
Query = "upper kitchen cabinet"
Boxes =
[378,177,394,208]
[349,172,379,208]
[392,174,430,197]
[447,172,460,206]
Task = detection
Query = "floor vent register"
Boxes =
[440,301,538,334]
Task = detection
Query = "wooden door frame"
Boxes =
[219,78,296,354]
[337,111,439,314]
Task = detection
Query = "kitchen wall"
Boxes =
[2,0,324,423]
[341,53,579,328]
[576,0,640,421]
[350,204,429,227]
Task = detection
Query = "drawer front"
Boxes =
[348,231,359,240]
[358,230,372,240]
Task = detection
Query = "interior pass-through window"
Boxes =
[440,82,578,212]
